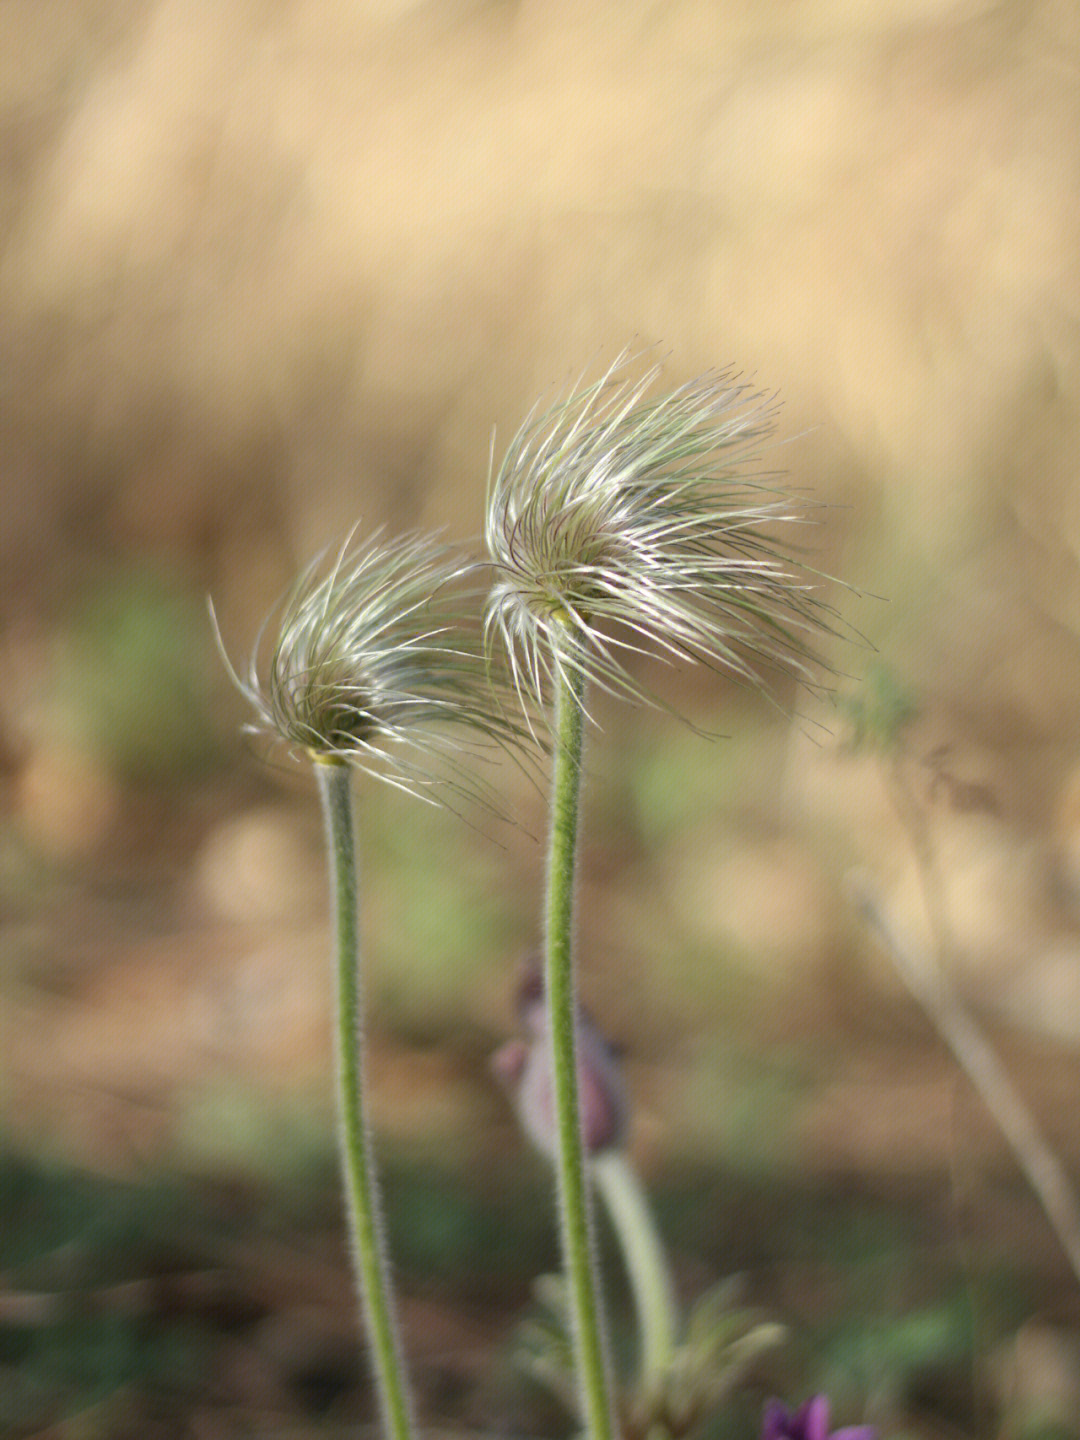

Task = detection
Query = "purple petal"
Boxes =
[800,1396,831,1440]
[832,1430,877,1440]
[760,1399,793,1440]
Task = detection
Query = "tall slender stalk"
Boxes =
[315,757,416,1440]
[593,1151,679,1389]
[484,359,848,1439]
[217,529,531,1439]
[545,651,619,1440]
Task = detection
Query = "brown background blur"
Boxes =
[4,1,1080,1432]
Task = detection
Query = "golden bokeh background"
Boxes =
[4,1,1080,1432]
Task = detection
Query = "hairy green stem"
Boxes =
[546,655,619,1440]
[314,758,416,1440]
[593,1151,679,1388]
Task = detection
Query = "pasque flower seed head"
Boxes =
[485,355,841,715]
[214,528,525,802]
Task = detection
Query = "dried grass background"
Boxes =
[3,0,1078,652]
[4,0,1080,1118]
[5,3,1080,1430]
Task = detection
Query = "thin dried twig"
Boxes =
[849,869,1080,1288]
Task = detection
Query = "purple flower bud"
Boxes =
[761,1396,876,1440]
[492,958,628,1159]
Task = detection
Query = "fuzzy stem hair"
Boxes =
[544,648,620,1440]
[316,758,417,1440]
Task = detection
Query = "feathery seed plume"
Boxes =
[485,355,841,715]
[215,528,525,802]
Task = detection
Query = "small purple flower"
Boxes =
[761,1395,876,1440]
[492,957,628,1159]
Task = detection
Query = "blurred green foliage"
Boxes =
[385,1160,556,1290]
[837,662,918,755]
[1,1137,1068,1436]
[1017,1422,1080,1440]
[0,1150,219,1433]
[674,1041,811,1174]
[359,790,523,1040]
[174,1081,336,1189]
[48,567,223,783]
[612,714,787,851]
